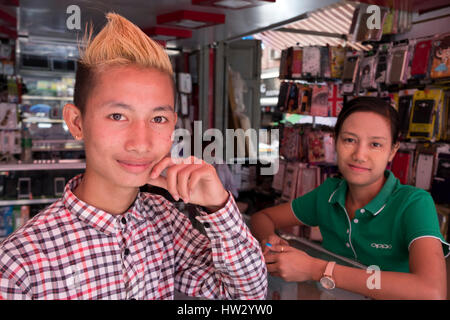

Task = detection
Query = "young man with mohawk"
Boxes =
[0,13,267,300]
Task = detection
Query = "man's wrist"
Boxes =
[203,190,230,213]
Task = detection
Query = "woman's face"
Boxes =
[336,111,398,189]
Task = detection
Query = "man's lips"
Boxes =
[117,159,154,173]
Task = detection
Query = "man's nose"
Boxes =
[124,121,153,154]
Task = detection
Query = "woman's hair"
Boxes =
[74,13,173,114]
[334,96,400,145]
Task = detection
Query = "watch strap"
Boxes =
[324,261,336,278]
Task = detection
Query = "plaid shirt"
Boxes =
[0,174,267,300]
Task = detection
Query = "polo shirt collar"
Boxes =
[328,170,398,216]
[365,170,397,216]
[63,174,147,235]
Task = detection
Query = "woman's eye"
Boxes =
[110,113,124,121]
[372,142,382,148]
[343,138,355,143]
[153,116,168,124]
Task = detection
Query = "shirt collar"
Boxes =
[328,170,398,216]
[62,174,148,235]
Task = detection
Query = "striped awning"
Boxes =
[254,1,373,51]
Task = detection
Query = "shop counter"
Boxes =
[267,233,370,300]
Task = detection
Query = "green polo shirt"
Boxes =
[291,170,450,272]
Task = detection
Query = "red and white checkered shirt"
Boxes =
[0,174,267,300]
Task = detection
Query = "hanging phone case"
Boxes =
[302,47,321,77]
[329,46,346,79]
[310,85,329,117]
[387,45,409,84]
[291,47,303,78]
[430,34,450,79]
[411,39,432,78]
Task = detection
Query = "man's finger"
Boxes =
[150,157,175,179]
[147,175,168,190]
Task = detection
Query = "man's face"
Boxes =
[80,65,176,189]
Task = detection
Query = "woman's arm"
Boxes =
[266,237,447,300]
[250,202,303,242]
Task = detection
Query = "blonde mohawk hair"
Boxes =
[74,13,173,113]
[80,12,173,74]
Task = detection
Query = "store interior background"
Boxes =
[0,0,449,298]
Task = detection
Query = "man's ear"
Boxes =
[63,104,83,140]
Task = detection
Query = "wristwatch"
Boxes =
[319,261,336,290]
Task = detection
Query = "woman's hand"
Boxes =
[261,234,289,255]
[264,244,322,283]
[148,156,229,212]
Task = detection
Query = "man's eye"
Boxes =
[110,113,124,121]
[153,116,168,124]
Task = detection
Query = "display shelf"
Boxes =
[22,117,65,123]
[0,198,58,206]
[22,95,73,101]
[0,161,86,171]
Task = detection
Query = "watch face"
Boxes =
[320,276,335,290]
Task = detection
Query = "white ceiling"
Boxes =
[13,0,344,49]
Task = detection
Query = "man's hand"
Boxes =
[148,156,229,212]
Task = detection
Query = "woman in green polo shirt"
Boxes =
[251,97,449,299]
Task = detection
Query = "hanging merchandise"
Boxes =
[341,50,361,95]
[430,34,450,79]
[299,84,312,114]
[310,85,329,117]
[302,46,321,78]
[410,39,433,79]
[295,163,320,198]
[415,152,434,190]
[320,46,331,78]
[359,52,378,90]
[327,83,343,117]
[407,89,444,141]
[443,90,450,141]
[387,43,410,85]
[431,152,450,204]
[307,130,325,163]
[279,49,289,79]
[286,82,300,113]
[391,150,415,185]
[375,43,391,84]
[350,3,388,42]
[398,89,417,138]
[280,126,301,160]
[291,47,303,79]
[277,81,290,112]
[322,131,336,164]
[271,159,286,192]
[329,46,346,79]
[281,162,299,202]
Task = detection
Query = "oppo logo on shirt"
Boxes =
[371,243,392,249]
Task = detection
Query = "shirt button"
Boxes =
[346,229,349,234]
[121,217,127,224]
[124,248,130,256]
[204,222,211,228]
[354,219,359,224]
[346,242,350,247]
[360,209,365,213]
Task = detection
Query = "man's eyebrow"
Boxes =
[102,101,174,112]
